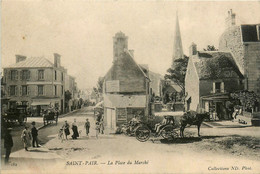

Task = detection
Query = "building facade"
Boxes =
[219,9,260,96]
[103,32,150,132]
[185,44,244,119]
[3,54,70,116]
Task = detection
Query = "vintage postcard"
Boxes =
[1,1,260,174]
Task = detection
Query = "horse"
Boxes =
[180,111,210,138]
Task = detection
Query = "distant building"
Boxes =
[2,53,75,116]
[103,32,150,132]
[185,43,244,119]
[219,9,260,96]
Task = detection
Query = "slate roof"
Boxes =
[7,57,53,68]
[193,51,243,80]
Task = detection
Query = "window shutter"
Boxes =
[27,86,30,96]
[28,71,31,80]
[221,82,225,93]
[20,71,23,80]
[213,82,216,93]
[35,86,38,96]
[20,86,22,96]
[15,86,18,96]
[15,71,18,80]
[8,86,10,96]
[43,86,45,96]
[8,71,11,80]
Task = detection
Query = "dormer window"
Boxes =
[213,82,225,93]
[241,25,260,42]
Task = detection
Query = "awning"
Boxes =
[31,101,51,106]
[94,101,104,109]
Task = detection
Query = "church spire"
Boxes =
[172,12,184,68]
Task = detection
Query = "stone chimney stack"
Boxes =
[129,49,134,57]
[15,55,26,63]
[54,53,61,67]
[113,31,128,62]
[189,43,197,56]
[225,9,236,29]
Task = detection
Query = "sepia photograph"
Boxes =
[1,1,260,174]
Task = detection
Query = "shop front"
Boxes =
[201,93,232,120]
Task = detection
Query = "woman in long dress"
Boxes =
[63,120,70,140]
[71,119,79,139]
[21,125,31,151]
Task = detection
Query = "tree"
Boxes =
[230,90,259,112]
[203,45,218,51]
[164,55,189,91]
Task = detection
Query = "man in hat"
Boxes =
[4,128,13,164]
[31,121,40,147]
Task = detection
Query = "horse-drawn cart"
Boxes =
[133,112,183,142]
[3,105,28,125]
[43,108,59,125]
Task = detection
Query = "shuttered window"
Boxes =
[38,85,44,96]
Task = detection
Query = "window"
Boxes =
[21,70,30,80]
[213,82,224,93]
[22,86,28,96]
[61,85,64,95]
[61,72,64,81]
[55,71,57,80]
[11,70,18,80]
[38,70,44,80]
[241,25,259,42]
[54,85,57,96]
[10,86,16,96]
[38,85,44,95]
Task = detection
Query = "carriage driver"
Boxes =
[155,116,167,134]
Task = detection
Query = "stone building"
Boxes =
[185,44,244,119]
[3,54,70,116]
[219,9,260,96]
[103,32,150,132]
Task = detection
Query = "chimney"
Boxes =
[113,31,128,62]
[225,9,236,29]
[189,43,197,56]
[54,53,61,67]
[15,55,26,63]
[129,49,134,57]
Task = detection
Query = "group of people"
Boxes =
[60,114,104,141]
[61,119,80,140]
[4,121,40,164]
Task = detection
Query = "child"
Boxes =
[58,128,65,142]
[95,121,100,139]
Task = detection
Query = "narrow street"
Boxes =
[2,107,260,174]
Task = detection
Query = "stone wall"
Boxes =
[219,26,245,74]
[244,43,260,95]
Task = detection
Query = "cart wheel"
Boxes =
[161,125,177,139]
[135,126,150,142]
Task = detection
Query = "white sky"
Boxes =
[1,1,260,89]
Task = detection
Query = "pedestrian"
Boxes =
[21,125,32,151]
[99,117,104,134]
[4,128,13,164]
[84,118,90,137]
[71,119,79,139]
[63,120,70,140]
[95,121,100,139]
[31,121,40,147]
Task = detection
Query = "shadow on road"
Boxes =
[159,135,225,144]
